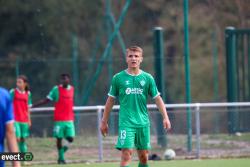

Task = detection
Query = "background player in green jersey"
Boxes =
[100,46,171,167]
[33,74,75,164]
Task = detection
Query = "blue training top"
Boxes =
[0,87,14,152]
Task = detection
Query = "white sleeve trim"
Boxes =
[9,89,14,94]
[5,120,14,125]
[152,92,161,99]
[46,95,53,101]
[108,93,116,99]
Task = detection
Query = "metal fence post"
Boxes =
[183,0,192,152]
[153,27,167,147]
[195,103,201,159]
[97,106,103,161]
[225,27,237,133]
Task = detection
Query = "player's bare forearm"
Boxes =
[6,122,18,152]
[100,96,115,136]
[155,96,171,130]
[32,98,51,108]
[28,109,32,127]
[155,96,168,119]
[102,96,115,123]
[6,122,21,167]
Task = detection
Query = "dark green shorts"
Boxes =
[116,126,151,150]
[14,122,30,138]
[53,121,75,138]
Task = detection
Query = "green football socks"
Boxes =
[58,148,65,160]
[18,141,27,153]
[138,163,149,167]
[63,145,69,153]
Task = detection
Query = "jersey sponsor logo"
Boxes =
[140,80,146,86]
[125,88,131,94]
[125,88,143,95]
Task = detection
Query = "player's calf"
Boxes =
[56,138,63,148]
[63,137,74,152]
[17,138,28,153]
[56,138,66,164]
[137,150,149,167]
[120,149,133,167]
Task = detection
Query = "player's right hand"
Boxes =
[163,118,171,131]
[100,120,109,137]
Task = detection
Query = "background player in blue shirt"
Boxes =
[0,87,20,167]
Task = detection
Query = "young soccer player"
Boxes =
[0,87,21,167]
[32,74,75,164]
[10,75,32,155]
[100,46,171,167]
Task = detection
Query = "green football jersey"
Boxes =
[108,70,160,127]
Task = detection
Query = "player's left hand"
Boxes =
[163,118,171,130]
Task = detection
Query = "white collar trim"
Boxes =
[16,88,26,94]
[125,69,142,76]
[59,84,71,90]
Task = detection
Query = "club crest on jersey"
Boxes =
[140,80,146,86]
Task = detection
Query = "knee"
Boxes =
[66,137,74,143]
[139,152,148,164]
[121,150,132,162]
[17,138,24,142]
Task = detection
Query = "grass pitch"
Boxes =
[32,158,250,167]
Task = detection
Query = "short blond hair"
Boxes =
[126,46,143,54]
